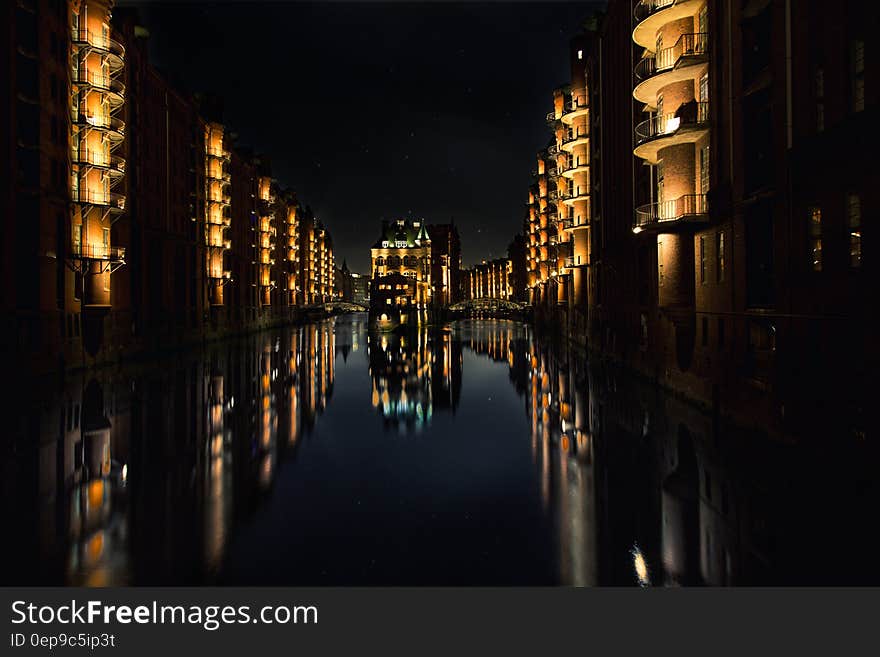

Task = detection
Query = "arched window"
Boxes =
[376,257,385,267]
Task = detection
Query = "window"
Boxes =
[815,67,825,132]
[847,193,862,267]
[699,236,707,283]
[699,73,709,103]
[851,39,865,113]
[716,231,725,282]
[657,240,664,285]
[809,207,822,271]
[718,317,725,349]
[699,6,708,36]
[577,49,583,60]
[700,145,710,195]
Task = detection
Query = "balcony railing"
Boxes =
[69,243,126,261]
[634,193,707,229]
[635,33,708,80]
[72,189,125,210]
[71,29,125,59]
[635,101,709,145]
[71,149,125,173]
[206,146,230,159]
[75,112,125,136]
[562,130,589,145]
[633,0,680,24]
[563,216,589,229]
[561,188,590,202]
[546,111,557,124]
[72,68,125,96]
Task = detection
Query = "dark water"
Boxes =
[3,314,878,586]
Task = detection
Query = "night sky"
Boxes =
[129,2,605,272]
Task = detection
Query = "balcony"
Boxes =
[564,255,588,268]
[546,111,557,125]
[633,101,709,163]
[634,33,708,105]
[206,146,230,160]
[561,188,590,206]
[71,29,125,69]
[74,112,125,140]
[561,161,590,179]
[563,216,589,230]
[73,189,125,212]
[561,130,589,152]
[68,243,126,262]
[72,68,125,103]
[72,149,125,176]
[633,0,702,50]
[560,100,589,125]
[633,193,707,232]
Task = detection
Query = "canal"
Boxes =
[4,314,878,586]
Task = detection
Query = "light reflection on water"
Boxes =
[3,314,878,585]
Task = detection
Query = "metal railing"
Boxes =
[71,29,125,58]
[634,0,680,24]
[206,146,230,159]
[72,68,125,96]
[635,101,709,144]
[561,187,590,202]
[69,243,126,261]
[71,149,125,172]
[75,112,125,135]
[563,216,589,229]
[562,129,589,145]
[561,100,589,116]
[634,193,707,228]
[72,189,125,209]
[635,33,708,80]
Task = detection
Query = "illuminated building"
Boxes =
[203,121,232,307]
[526,23,597,335]
[427,223,461,306]
[255,166,276,310]
[369,218,432,322]
[68,0,127,315]
[277,189,301,308]
[461,258,512,301]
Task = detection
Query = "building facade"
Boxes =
[461,259,512,302]
[4,2,338,374]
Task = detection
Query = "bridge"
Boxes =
[447,298,531,320]
[304,301,369,314]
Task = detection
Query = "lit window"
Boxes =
[851,39,865,113]
[577,49,583,60]
[699,236,707,283]
[716,231,725,282]
[657,240,664,284]
[848,193,862,268]
[809,206,822,271]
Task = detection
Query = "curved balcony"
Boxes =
[73,189,125,212]
[633,193,707,232]
[206,146,230,160]
[561,130,589,153]
[561,188,591,206]
[634,33,708,105]
[72,68,125,104]
[633,101,709,163]
[74,112,125,141]
[68,243,126,262]
[71,29,125,70]
[563,216,590,231]
[561,162,590,179]
[206,194,231,208]
[560,101,589,125]
[72,149,125,177]
[633,0,703,50]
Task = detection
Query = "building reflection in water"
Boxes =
[367,328,462,432]
[5,315,878,585]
